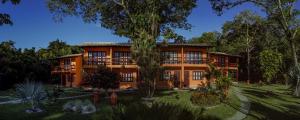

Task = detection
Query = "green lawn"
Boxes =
[239,83,300,120]
[0,86,241,120]
[153,88,241,120]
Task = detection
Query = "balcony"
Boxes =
[161,57,181,64]
[112,58,134,65]
[83,58,111,68]
[229,63,238,67]
[51,65,75,73]
[184,58,208,64]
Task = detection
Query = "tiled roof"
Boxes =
[57,53,83,58]
[79,42,212,47]
[209,52,241,57]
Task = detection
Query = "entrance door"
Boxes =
[173,71,180,88]
[184,71,189,88]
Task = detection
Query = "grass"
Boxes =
[239,83,300,120]
[0,86,241,120]
[154,88,241,120]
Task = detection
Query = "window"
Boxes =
[120,72,134,82]
[87,51,106,65]
[218,56,225,67]
[161,71,171,80]
[193,71,204,80]
[229,70,237,80]
[113,51,131,65]
[161,51,179,64]
[64,59,71,70]
[185,51,202,64]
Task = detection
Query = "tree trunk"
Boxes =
[247,50,251,84]
[290,40,298,66]
[290,39,300,97]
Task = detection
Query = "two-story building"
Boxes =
[51,42,240,89]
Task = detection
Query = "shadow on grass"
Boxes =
[246,100,300,120]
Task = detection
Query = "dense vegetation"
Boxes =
[0,40,82,90]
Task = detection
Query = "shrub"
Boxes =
[190,92,220,107]
[92,105,114,120]
[123,102,219,120]
[89,65,120,94]
[215,76,232,99]
[63,99,96,114]
[15,80,47,111]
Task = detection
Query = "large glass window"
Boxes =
[161,51,179,64]
[185,51,202,64]
[113,51,131,65]
[87,51,106,65]
[193,71,204,80]
[120,72,133,82]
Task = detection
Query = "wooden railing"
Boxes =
[52,65,75,73]
[229,63,238,67]
[184,58,208,64]
[82,57,223,66]
[112,57,134,65]
[161,57,182,64]
[84,58,111,67]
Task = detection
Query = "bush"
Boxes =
[15,80,47,111]
[123,102,219,120]
[190,92,220,107]
[92,104,114,120]
[63,99,96,114]
[215,76,232,99]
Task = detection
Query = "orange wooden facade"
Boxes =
[51,54,83,87]
[51,43,240,89]
[208,52,240,81]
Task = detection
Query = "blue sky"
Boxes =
[0,0,269,49]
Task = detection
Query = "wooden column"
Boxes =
[109,47,113,70]
[181,46,184,88]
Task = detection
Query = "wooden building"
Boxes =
[51,42,240,89]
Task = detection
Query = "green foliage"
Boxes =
[131,31,162,98]
[259,50,283,83]
[46,86,64,103]
[190,91,220,107]
[189,31,221,51]
[0,40,81,90]
[15,80,47,110]
[123,102,219,120]
[288,65,300,96]
[47,0,196,99]
[90,65,120,90]
[215,76,232,100]
[47,0,196,37]
[0,0,21,26]
[216,76,232,90]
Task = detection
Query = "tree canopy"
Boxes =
[0,0,21,26]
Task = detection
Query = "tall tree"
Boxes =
[209,0,300,96]
[47,0,196,98]
[0,0,21,26]
[222,10,263,83]
[189,31,221,51]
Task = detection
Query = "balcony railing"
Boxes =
[184,58,208,64]
[52,65,75,72]
[112,57,134,65]
[229,63,238,67]
[84,58,111,66]
[161,57,181,64]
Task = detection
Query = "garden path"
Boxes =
[226,86,251,120]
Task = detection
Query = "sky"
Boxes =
[0,0,271,49]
